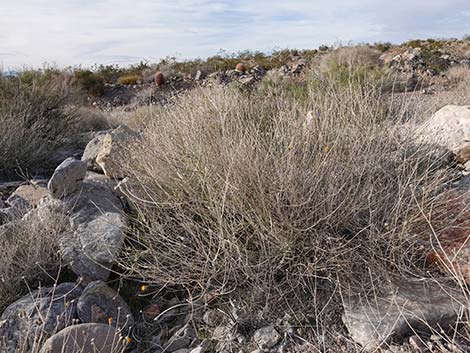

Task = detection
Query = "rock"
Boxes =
[56,179,126,282]
[95,125,138,179]
[203,309,225,327]
[342,278,465,351]
[238,75,256,85]
[194,70,205,81]
[81,131,109,173]
[417,105,470,154]
[39,323,125,353]
[48,158,87,199]
[455,145,470,164]
[8,184,48,207]
[253,326,281,349]
[424,189,470,284]
[0,194,30,224]
[77,281,134,335]
[0,283,82,351]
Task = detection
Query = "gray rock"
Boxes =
[77,281,134,335]
[58,179,126,282]
[95,125,139,179]
[253,325,281,349]
[81,131,109,173]
[0,283,83,352]
[203,309,225,327]
[39,323,124,353]
[342,278,466,351]
[48,158,87,199]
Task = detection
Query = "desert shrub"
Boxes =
[0,209,65,312]
[319,45,382,71]
[118,75,142,85]
[72,106,110,132]
[374,41,392,53]
[118,77,454,318]
[73,69,105,96]
[0,77,79,177]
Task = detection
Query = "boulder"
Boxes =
[58,179,126,282]
[417,105,470,155]
[47,158,87,199]
[0,283,82,351]
[81,131,109,173]
[253,326,281,350]
[342,278,465,351]
[39,323,125,353]
[95,125,138,179]
[77,281,134,335]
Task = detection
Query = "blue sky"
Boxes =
[1,0,470,69]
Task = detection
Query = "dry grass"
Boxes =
[117,70,457,327]
[0,205,65,312]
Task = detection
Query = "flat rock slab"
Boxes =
[39,323,125,353]
[77,281,134,335]
[59,179,126,282]
[0,283,83,352]
[342,278,466,351]
[9,184,48,207]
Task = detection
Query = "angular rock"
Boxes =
[253,326,281,349]
[48,158,87,199]
[39,323,125,353]
[81,131,109,173]
[77,281,134,335]
[95,125,138,179]
[342,278,465,351]
[0,283,83,352]
[58,179,126,282]
[417,105,470,154]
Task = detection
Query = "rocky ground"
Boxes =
[2,40,470,353]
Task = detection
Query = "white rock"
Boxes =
[417,105,470,153]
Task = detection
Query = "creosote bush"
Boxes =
[0,208,65,312]
[0,77,79,177]
[119,73,456,318]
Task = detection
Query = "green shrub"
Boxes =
[118,74,142,85]
[73,69,105,96]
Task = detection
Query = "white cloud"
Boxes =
[1,0,469,69]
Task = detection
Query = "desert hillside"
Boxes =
[2,38,470,353]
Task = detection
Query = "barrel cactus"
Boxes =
[235,63,247,73]
[154,72,165,87]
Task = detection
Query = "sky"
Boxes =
[1,0,470,69]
